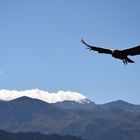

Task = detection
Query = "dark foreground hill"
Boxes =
[0,130,84,140]
[0,97,140,140]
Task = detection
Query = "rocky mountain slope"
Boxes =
[0,96,140,140]
[0,130,84,140]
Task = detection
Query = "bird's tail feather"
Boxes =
[126,57,134,63]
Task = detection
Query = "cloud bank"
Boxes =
[0,89,87,103]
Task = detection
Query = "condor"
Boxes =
[81,39,140,64]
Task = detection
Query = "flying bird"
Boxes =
[81,39,140,64]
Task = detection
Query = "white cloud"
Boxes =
[0,89,87,103]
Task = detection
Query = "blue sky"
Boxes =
[0,0,140,104]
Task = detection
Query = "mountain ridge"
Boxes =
[0,130,84,140]
[0,96,140,140]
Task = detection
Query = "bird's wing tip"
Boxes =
[81,39,84,43]
[81,39,86,45]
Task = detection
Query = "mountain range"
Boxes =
[0,90,140,140]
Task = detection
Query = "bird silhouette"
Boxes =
[81,39,140,64]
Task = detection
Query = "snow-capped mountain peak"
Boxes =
[0,89,88,103]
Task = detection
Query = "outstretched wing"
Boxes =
[122,45,140,56]
[81,39,112,54]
